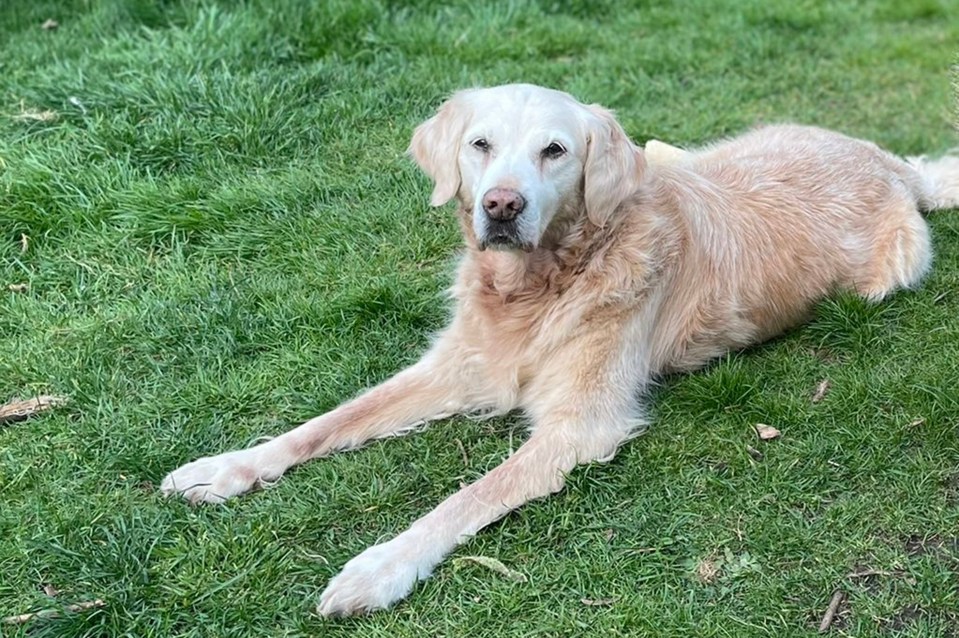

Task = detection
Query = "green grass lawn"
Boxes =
[2,0,959,636]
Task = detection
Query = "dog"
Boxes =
[161,83,959,617]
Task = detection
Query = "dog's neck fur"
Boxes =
[456,200,622,300]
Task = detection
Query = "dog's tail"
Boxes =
[907,153,959,212]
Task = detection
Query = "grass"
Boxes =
[1,0,958,636]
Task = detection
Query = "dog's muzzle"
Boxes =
[478,188,532,251]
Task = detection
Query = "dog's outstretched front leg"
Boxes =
[161,332,497,504]
[317,346,648,617]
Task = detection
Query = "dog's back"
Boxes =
[647,125,944,373]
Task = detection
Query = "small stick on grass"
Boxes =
[818,589,845,633]
[846,568,900,579]
[0,395,68,425]
[3,599,105,625]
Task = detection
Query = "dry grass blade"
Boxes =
[3,599,105,625]
[0,395,68,424]
[580,597,616,607]
[8,283,29,292]
[812,379,831,403]
[453,437,469,467]
[12,108,58,122]
[452,556,528,582]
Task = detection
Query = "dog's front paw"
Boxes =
[160,450,264,504]
[317,539,432,617]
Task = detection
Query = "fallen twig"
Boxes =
[846,568,901,579]
[818,589,845,633]
[3,599,105,625]
[0,395,68,424]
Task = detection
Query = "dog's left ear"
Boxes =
[408,92,471,206]
[583,105,646,227]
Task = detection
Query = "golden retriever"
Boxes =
[161,84,959,617]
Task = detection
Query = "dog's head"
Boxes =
[409,84,645,252]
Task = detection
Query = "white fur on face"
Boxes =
[456,86,589,250]
[409,84,644,240]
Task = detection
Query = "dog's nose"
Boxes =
[482,188,526,221]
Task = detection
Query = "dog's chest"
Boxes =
[468,275,616,375]
[454,246,650,387]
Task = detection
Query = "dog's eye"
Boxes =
[541,142,567,159]
[471,138,491,153]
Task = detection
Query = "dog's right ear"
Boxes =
[408,93,470,206]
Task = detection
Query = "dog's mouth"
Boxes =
[478,222,534,252]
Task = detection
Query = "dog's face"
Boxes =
[409,84,645,251]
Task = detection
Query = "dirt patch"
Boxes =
[944,473,959,506]
[810,346,842,364]
[881,604,959,637]
[884,604,924,632]
[903,534,959,560]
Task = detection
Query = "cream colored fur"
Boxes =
[161,84,959,617]
[645,138,689,165]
